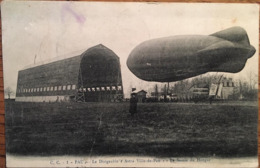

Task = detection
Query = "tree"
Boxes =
[5,87,13,99]
[237,77,258,100]
[247,70,258,90]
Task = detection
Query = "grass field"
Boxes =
[5,101,258,158]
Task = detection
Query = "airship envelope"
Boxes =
[127,27,256,82]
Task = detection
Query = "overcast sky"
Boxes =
[2,1,259,98]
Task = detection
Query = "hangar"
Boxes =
[15,44,124,102]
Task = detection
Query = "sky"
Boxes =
[2,1,259,98]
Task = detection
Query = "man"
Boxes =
[209,95,214,104]
[129,93,138,116]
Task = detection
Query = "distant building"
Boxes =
[188,84,209,101]
[189,78,237,100]
[16,44,124,102]
[189,84,209,95]
[217,77,236,99]
[132,90,147,102]
[189,77,237,100]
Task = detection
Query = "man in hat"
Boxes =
[129,93,138,116]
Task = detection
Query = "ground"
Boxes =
[4,100,258,158]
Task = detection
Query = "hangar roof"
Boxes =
[16,44,120,89]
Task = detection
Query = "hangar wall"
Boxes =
[16,44,124,102]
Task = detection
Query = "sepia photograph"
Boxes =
[1,1,259,167]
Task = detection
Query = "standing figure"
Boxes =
[209,95,214,104]
[129,93,138,116]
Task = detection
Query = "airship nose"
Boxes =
[247,45,256,58]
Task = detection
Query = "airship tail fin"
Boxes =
[210,26,251,46]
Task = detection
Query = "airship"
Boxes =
[127,27,256,82]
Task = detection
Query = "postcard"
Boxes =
[2,1,259,167]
